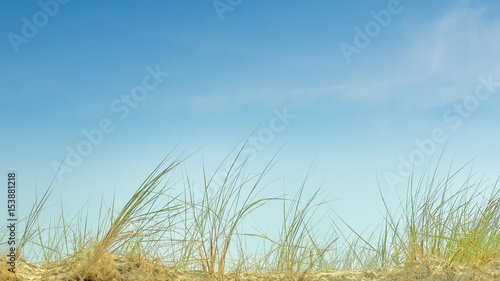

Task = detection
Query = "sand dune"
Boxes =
[2,257,499,281]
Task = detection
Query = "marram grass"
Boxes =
[1,150,500,281]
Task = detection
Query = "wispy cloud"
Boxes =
[187,84,349,110]
[338,0,500,109]
[185,1,500,111]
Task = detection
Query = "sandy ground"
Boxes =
[1,257,499,280]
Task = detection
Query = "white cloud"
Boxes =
[186,0,500,111]
[337,0,500,109]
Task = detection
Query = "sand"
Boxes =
[1,257,499,280]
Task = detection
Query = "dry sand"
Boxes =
[1,256,499,280]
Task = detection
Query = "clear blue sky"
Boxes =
[1,0,500,244]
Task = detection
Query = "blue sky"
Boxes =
[1,0,500,243]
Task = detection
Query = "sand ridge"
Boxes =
[1,256,500,280]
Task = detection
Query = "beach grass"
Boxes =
[1,149,500,280]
